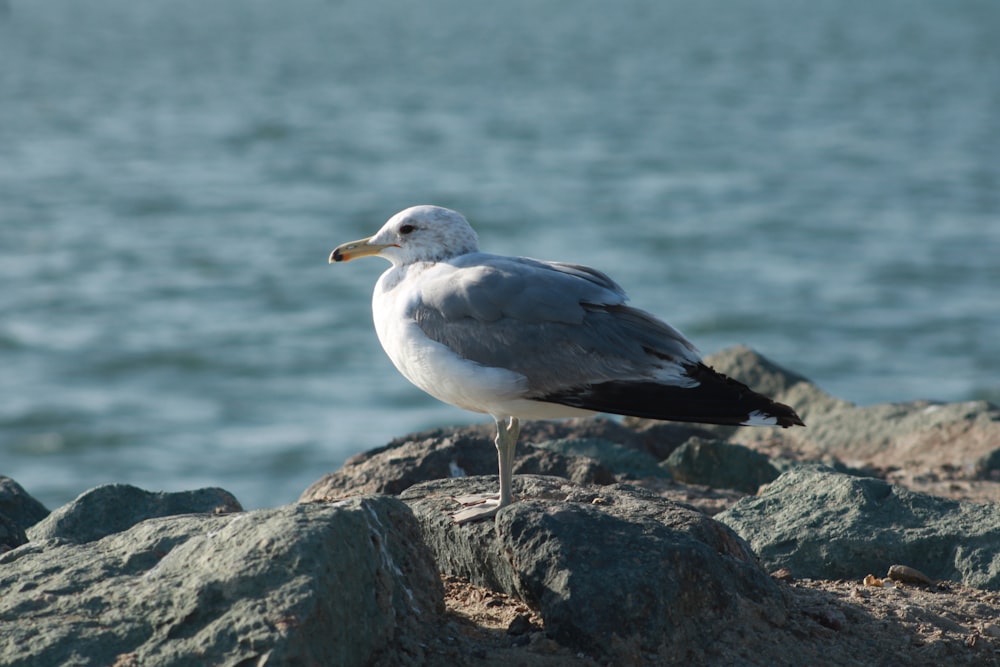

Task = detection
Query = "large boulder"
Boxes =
[1,492,443,667]
[401,475,787,662]
[717,467,1000,589]
[27,483,242,544]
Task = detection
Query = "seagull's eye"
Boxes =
[399,224,416,235]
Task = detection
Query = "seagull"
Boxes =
[330,205,804,522]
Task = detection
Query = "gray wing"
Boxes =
[411,254,700,396]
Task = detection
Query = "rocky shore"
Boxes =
[3,347,1000,666]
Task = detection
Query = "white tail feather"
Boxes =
[741,410,779,426]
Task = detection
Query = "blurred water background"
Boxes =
[2,0,998,510]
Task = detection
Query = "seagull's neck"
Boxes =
[376,261,435,294]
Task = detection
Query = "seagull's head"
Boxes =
[330,205,480,267]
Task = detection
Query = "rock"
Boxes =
[401,475,786,661]
[533,437,669,479]
[717,467,1000,589]
[1,493,443,667]
[772,400,1000,471]
[663,437,780,493]
[799,399,1000,501]
[27,483,243,544]
[0,476,49,552]
[300,425,614,502]
[628,347,1000,502]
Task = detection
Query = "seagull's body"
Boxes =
[331,205,804,521]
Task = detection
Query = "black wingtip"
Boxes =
[538,362,806,429]
[773,406,806,428]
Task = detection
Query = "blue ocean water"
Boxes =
[1,0,998,509]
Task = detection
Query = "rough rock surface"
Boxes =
[401,475,786,661]
[1,494,443,667]
[27,483,243,544]
[718,467,1000,589]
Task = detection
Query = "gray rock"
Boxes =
[805,400,1000,470]
[717,467,1000,589]
[1,494,443,667]
[300,426,614,503]
[27,483,243,544]
[683,348,1000,485]
[534,437,669,480]
[0,476,48,551]
[402,475,786,660]
[625,346,1000,507]
[663,437,780,493]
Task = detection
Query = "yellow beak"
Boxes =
[329,236,397,263]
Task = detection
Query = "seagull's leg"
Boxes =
[496,416,520,508]
[451,416,520,524]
